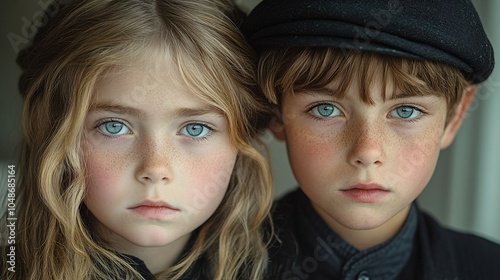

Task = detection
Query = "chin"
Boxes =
[126,231,180,248]
[340,205,408,232]
[329,206,395,230]
[132,238,173,247]
[339,218,388,231]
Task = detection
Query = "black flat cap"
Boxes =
[242,0,494,83]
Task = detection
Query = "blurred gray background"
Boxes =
[1,0,499,243]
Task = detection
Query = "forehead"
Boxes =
[91,60,222,116]
[95,57,180,95]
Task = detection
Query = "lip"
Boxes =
[129,200,179,209]
[341,183,388,191]
[128,200,180,220]
[340,183,389,203]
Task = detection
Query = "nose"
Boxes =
[135,138,173,185]
[347,122,384,168]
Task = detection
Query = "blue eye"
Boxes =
[310,103,341,118]
[98,121,130,135]
[389,106,421,119]
[180,123,211,138]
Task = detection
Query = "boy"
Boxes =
[243,0,500,279]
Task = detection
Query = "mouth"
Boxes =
[341,183,388,191]
[340,183,389,203]
[129,200,179,209]
[128,200,180,220]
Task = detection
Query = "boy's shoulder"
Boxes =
[411,209,500,278]
[268,189,500,279]
[417,208,500,254]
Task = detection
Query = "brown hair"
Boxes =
[258,47,470,122]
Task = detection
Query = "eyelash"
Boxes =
[306,102,343,121]
[93,118,217,142]
[94,118,131,139]
[305,102,427,123]
[180,122,216,142]
[391,104,427,123]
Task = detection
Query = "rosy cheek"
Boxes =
[391,136,441,186]
[287,130,338,181]
[191,173,228,209]
[303,127,340,154]
[84,149,125,196]
[183,156,234,217]
[200,158,233,193]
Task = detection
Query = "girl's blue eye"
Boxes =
[98,121,130,135]
[390,106,421,119]
[310,103,341,118]
[180,123,211,138]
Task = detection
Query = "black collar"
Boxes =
[296,190,417,279]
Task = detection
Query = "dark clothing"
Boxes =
[123,254,208,280]
[123,254,157,280]
[267,189,500,280]
[120,232,209,280]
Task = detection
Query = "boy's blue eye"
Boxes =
[98,121,130,135]
[389,106,421,119]
[180,123,211,138]
[310,103,341,118]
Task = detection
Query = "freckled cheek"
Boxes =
[286,128,341,184]
[83,148,131,199]
[184,150,237,206]
[392,135,441,185]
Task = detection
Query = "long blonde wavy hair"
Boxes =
[1,0,273,279]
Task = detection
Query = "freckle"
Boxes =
[125,148,136,169]
[341,123,359,146]
[105,146,131,175]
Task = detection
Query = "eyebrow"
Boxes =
[89,102,224,118]
[89,103,145,117]
[175,107,224,118]
[296,88,337,97]
[388,92,435,100]
[299,87,436,101]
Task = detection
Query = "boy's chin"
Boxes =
[315,202,410,232]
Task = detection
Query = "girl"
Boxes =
[1,0,272,279]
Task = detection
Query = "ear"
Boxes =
[269,116,286,141]
[440,86,477,148]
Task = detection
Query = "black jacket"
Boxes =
[266,189,500,280]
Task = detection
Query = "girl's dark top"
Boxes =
[120,232,210,280]
[123,254,208,280]
[267,188,500,280]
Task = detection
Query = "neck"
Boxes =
[120,234,191,274]
[92,218,192,274]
